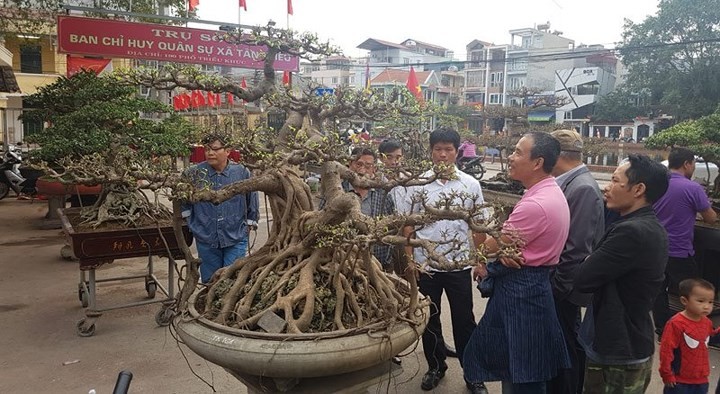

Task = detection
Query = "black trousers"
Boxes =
[653,256,698,334]
[419,269,476,371]
[547,297,585,394]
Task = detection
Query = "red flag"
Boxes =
[190,90,206,107]
[227,93,234,106]
[287,0,293,15]
[180,93,191,110]
[67,55,112,77]
[206,91,216,107]
[240,77,247,104]
[173,95,182,111]
[189,0,200,11]
[282,71,291,86]
[239,0,247,10]
[406,66,423,102]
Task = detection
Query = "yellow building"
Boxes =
[1,33,64,144]
[0,39,20,145]
[1,23,128,145]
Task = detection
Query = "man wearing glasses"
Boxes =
[320,147,393,269]
[182,133,259,283]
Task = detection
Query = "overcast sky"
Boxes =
[196,0,659,59]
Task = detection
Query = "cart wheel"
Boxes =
[77,286,89,308]
[155,308,175,327]
[60,245,75,260]
[145,281,157,299]
[77,319,96,337]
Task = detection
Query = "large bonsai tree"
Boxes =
[116,23,518,336]
[22,70,196,227]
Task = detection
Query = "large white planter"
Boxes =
[175,289,429,378]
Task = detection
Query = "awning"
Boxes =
[528,111,555,122]
[0,66,20,93]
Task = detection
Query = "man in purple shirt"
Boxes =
[652,147,718,337]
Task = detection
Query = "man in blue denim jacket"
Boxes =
[182,134,259,283]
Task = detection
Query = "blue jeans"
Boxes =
[197,238,248,283]
[664,383,709,394]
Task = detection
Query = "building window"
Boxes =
[22,99,43,137]
[576,82,600,95]
[490,72,504,88]
[470,51,485,66]
[508,77,524,90]
[342,76,349,85]
[403,58,410,64]
[349,76,355,84]
[332,77,338,84]
[489,94,503,105]
[509,60,528,72]
[20,45,42,74]
[509,98,522,107]
[467,71,485,88]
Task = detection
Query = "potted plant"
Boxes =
[114,22,518,387]
[20,70,198,335]
[22,70,195,227]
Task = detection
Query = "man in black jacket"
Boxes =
[575,154,669,394]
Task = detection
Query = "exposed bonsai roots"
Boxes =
[196,169,422,334]
[80,184,171,228]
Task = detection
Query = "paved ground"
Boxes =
[0,169,717,393]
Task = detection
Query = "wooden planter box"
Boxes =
[59,207,192,271]
[59,207,194,336]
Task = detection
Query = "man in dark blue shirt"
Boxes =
[182,134,259,283]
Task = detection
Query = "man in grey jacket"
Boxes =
[548,129,605,394]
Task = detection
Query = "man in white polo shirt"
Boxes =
[396,127,488,393]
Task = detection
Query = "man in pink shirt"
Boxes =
[464,131,571,393]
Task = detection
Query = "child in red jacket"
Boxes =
[659,278,720,394]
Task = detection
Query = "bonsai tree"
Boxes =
[22,70,196,228]
[1,0,194,37]
[646,107,720,197]
[119,22,518,336]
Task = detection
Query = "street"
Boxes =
[0,168,715,393]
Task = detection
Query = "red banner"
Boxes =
[57,16,299,72]
[66,55,112,77]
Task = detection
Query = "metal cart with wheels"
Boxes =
[59,208,192,337]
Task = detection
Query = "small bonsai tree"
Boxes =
[22,70,196,227]
[646,107,720,197]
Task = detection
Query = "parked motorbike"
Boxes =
[458,156,486,181]
[0,144,28,200]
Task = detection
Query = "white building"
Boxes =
[463,23,577,110]
[357,38,454,72]
[555,59,617,128]
[299,56,367,90]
